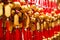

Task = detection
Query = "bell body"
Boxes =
[14,14,19,26]
[0,3,3,16]
[5,4,11,17]
[37,22,40,30]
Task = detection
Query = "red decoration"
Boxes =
[12,30,15,40]
[5,31,12,40]
[27,28,33,40]
[49,28,54,37]
[58,25,60,31]
[43,29,49,38]
[33,30,40,40]
[5,19,13,40]
[0,19,4,40]
[54,25,59,34]
[22,28,28,40]
[53,0,57,8]
[6,20,10,31]
[39,31,43,40]
[10,32,14,40]
[56,9,60,14]
[0,19,3,28]
[14,28,22,40]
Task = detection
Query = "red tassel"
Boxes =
[5,19,12,40]
[14,28,22,40]
[5,31,11,40]
[6,20,10,31]
[48,1,52,9]
[10,32,14,40]
[49,28,54,37]
[58,25,60,31]
[27,29,33,40]
[12,30,15,40]
[33,30,40,40]
[43,29,49,38]
[56,9,60,14]
[0,19,3,27]
[0,19,4,40]
[22,28,28,40]
[54,25,59,34]
[39,31,43,40]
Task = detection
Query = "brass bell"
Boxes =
[34,12,40,18]
[0,2,4,16]
[5,4,11,17]
[14,14,19,26]
[13,2,21,8]
[31,15,36,22]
